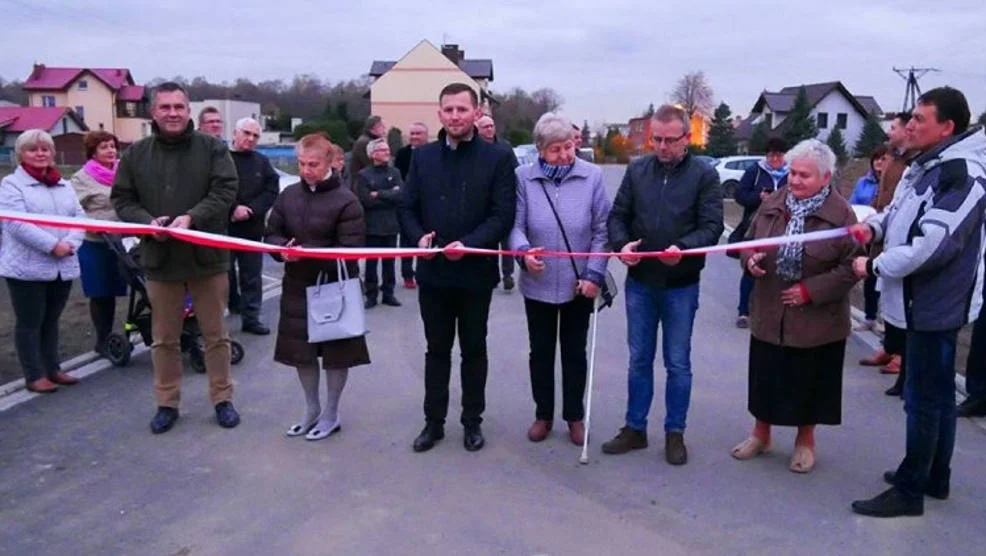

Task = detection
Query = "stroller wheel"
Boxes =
[105,333,132,367]
[189,349,207,374]
[230,341,245,365]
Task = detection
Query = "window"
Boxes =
[98,123,104,131]
[763,113,773,128]
[836,113,848,129]
[41,95,55,107]
[726,161,743,170]
[75,106,85,121]
[744,159,759,170]
[78,80,88,91]
[816,113,829,129]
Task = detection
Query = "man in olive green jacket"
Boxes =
[111,81,240,435]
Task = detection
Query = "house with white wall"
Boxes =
[189,99,262,144]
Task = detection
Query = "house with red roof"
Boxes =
[0,106,88,164]
[23,63,150,144]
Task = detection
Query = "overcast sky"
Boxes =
[2,0,984,128]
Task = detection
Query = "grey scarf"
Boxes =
[776,186,831,282]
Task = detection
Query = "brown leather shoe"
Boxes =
[665,432,688,465]
[601,427,648,454]
[568,421,585,445]
[527,419,552,442]
[860,350,893,367]
[880,355,901,375]
[49,372,79,386]
[26,378,59,393]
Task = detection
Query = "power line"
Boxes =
[893,67,941,113]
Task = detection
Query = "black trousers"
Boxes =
[6,278,73,383]
[399,234,415,280]
[886,323,907,391]
[365,235,397,298]
[229,250,264,325]
[525,296,593,422]
[500,241,514,277]
[419,285,493,426]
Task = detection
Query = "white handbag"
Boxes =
[306,259,366,343]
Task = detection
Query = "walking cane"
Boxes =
[580,297,601,465]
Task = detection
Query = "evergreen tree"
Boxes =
[978,110,986,127]
[748,121,770,154]
[644,103,655,117]
[854,111,888,157]
[826,127,848,166]
[782,86,818,146]
[705,102,736,157]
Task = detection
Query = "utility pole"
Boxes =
[893,67,941,113]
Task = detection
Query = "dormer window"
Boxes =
[78,80,88,91]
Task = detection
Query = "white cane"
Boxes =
[580,297,601,465]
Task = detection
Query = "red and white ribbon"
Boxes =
[0,209,852,260]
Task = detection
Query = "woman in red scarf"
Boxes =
[0,129,85,393]
[70,131,127,357]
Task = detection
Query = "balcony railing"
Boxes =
[116,101,150,119]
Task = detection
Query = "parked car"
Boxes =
[693,155,718,168]
[578,147,596,163]
[714,155,763,198]
[513,144,537,166]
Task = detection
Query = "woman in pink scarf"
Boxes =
[70,131,127,357]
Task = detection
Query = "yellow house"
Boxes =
[23,64,151,144]
[368,41,495,141]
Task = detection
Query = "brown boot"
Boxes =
[601,427,648,454]
[880,355,901,375]
[26,378,59,393]
[860,350,893,367]
[568,421,585,446]
[50,372,79,386]
[665,432,688,465]
[527,420,552,442]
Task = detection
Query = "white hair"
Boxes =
[533,112,574,151]
[14,129,56,164]
[409,121,428,132]
[785,139,837,177]
[234,117,261,131]
[366,138,389,157]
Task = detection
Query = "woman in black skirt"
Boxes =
[733,139,862,473]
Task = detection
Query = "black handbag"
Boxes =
[536,182,617,309]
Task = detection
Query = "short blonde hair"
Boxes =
[14,129,56,165]
[295,133,333,158]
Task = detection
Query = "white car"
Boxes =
[513,144,537,166]
[275,168,299,192]
[714,156,763,198]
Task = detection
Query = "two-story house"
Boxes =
[23,64,151,144]
[368,40,495,141]
[735,81,882,153]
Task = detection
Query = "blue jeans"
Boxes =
[737,273,754,316]
[965,315,986,400]
[624,277,700,433]
[892,329,958,502]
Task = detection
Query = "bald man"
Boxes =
[228,117,279,334]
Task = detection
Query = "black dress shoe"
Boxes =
[958,397,986,418]
[150,407,179,435]
[885,383,903,397]
[381,295,402,307]
[413,423,445,452]
[215,401,241,429]
[883,470,949,500]
[242,322,270,335]
[502,275,515,291]
[364,298,378,309]
[463,424,485,452]
[851,487,923,517]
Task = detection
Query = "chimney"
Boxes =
[31,63,46,80]
[441,44,463,65]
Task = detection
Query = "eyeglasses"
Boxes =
[650,133,686,146]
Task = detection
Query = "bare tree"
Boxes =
[670,71,715,117]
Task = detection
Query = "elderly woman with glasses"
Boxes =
[732,139,862,473]
[0,129,86,393]
[509,112,611,445]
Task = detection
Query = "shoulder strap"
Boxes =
[537,181,581,279]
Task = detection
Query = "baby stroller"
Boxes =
[101,234,245,372]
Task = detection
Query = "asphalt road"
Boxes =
[1,166,984,555]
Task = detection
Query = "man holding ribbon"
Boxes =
[111,81,240,435]
[604,104,724,465]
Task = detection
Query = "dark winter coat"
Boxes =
[264,172,370,368]
[228,149,279,239]
[356,164,403,236]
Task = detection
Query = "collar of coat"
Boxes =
[437,127,479,151]
[757,187,847,227]
[301,172,343,194]
[528,157,593,182]
[151,120,195,146]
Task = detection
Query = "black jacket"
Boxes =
[229,149,280,239]
[394,145,414,180]
[734,163,787,220]
[356,164,403,236]
[400,129,518,290]
[608,153,724,288]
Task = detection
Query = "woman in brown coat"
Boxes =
[265,134,370,441]
[732,139,862,473]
